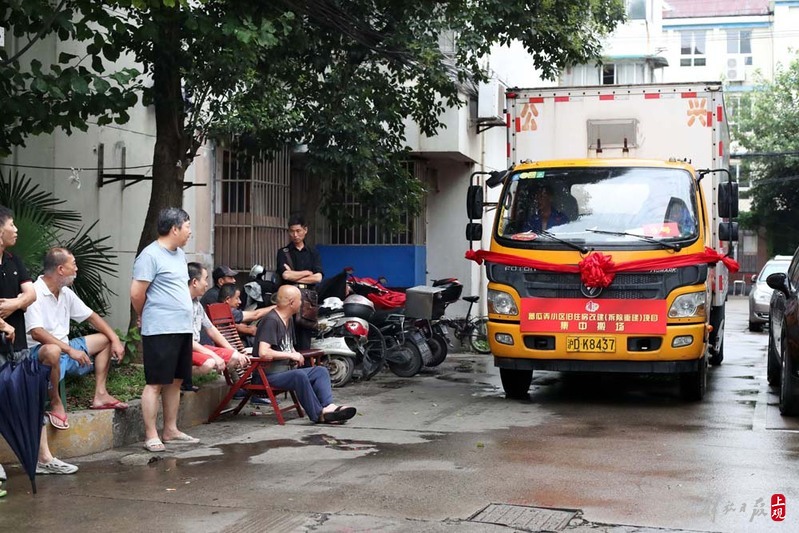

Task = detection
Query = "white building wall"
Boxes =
[1,32,214,331]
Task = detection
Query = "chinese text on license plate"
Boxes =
[566,336,616,353]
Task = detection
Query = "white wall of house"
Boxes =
[1,33,214,331]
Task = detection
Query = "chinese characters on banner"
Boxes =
[520,298,667,334]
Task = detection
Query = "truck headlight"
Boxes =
[668,292,707,319]
[488,289,518,316]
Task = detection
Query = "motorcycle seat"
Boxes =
[462,296,480,303]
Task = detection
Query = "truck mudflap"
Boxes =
[494,356,702,374]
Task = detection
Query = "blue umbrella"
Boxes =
[0,334,49,494]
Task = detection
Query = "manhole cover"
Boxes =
[469,503,577,531]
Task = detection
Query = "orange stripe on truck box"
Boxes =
[529,97,544,103]
[644,93,660,99]
[681,92,697,98]
[599,94,614,101]
[554,96,570,103]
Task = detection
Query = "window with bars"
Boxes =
[680,31,706,67]
[324,161,427,246]
[214,147,291,271]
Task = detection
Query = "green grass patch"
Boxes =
[64,365,224,410]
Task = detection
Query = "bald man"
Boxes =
[253,285,356,423]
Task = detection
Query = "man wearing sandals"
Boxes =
[131,208,200,452]
[0,206,77,486]
[255,284,356,424]
[25,247,129,421]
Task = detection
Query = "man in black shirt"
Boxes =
[275,214,322,349]
[0,206,77,484]
[200,265,238,308]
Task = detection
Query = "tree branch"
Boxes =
[1,0,68,67]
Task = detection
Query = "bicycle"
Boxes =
[438,296,491,354]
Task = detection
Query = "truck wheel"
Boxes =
[500,368,533,399]
[326,356,355,388]
[425,334,449,367]
[708,338,724,366]
[679,356,707,401]
[779,329,799,416]
[388,344,423,377]
[767,329,781,386]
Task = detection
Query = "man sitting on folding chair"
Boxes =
[255,284,356,424]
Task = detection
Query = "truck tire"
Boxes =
[679,355,707,401]
[500,368,533,399]
[767,328,781,386]
[779,328,799,416]
[708,304,725,366]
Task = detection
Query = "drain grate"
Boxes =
[469,503,577,531]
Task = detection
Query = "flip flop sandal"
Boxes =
[143,438,166,452]
[46,411,70,430]
[321,406,357,423]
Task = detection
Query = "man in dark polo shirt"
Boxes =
[275,213,322,350]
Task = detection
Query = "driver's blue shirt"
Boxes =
[522,209,569,233]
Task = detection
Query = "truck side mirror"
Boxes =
[719,221,738,242]
[766,272,790,296]
[718,182,739,218]
[466,223,483,241]
[467,185,484,220]
[486,170,508,188]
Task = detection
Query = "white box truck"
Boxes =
[465,82,739,401]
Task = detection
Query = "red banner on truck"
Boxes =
[520,298,667,334]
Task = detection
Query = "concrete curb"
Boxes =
[0,378,231,463]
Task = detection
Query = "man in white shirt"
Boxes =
[25,247,127,426]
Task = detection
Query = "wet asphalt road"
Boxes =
[0,296,796,533]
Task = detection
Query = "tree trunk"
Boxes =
[135,9,188,256]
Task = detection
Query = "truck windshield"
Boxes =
[496,166,699,245]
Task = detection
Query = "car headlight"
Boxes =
[668,292,707,318]
[488,289,518,316]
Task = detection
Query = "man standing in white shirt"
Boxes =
[25,247,127,418]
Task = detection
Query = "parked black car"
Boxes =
[766,247,799,415]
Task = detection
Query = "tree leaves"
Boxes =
[733,53,799,255]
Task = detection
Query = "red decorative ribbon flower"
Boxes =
[578,252,616,288]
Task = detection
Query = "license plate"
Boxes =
[566,336,616,353]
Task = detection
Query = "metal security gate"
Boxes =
[214,147,291,271]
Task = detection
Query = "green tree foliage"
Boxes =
[734,54,799,255]
[0,0,140,156]
[4,0,625,244]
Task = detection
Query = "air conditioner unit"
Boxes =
[477,79,506,122]
[726,56,745,82]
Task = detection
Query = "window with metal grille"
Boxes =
[214,147,291,271]
[323,161,427,245]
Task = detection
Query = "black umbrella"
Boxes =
[0,333,49,494]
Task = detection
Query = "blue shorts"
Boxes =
[30,337,93,381]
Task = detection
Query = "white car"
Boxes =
[749,256,792,331]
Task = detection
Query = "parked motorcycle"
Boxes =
[414,277,463,367]
[313,295,386,387]
[348,275,432,377]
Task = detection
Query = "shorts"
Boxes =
[142,333,193,385]
[30,338,93,381]
[192,345,234,367]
